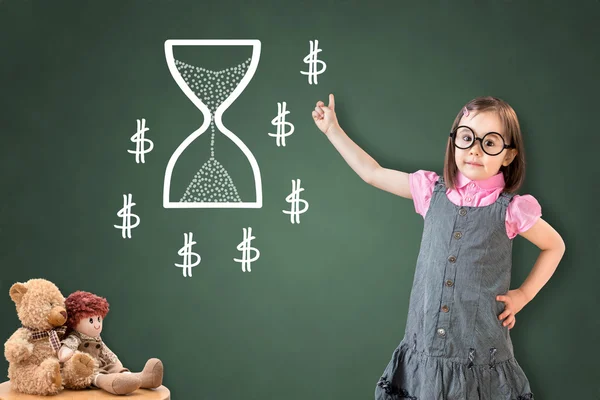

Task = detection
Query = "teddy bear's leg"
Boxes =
[62,351,96,389]
[94,372,141,395]
[128,358,163,389]
[9,358,62,395]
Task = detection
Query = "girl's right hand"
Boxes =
[312,93,339,135]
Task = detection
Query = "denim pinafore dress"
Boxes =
[375,177,534,400]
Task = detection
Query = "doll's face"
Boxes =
[75,314,103,337]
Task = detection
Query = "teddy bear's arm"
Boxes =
[4,328,34,363]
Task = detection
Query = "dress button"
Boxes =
[465,197,472,202]
[470,183,475,188]
[448,255,457,263]
[459,208,467,216]
[445,279,454,287]
[437,328,446,337]
[453,231,462,240]
[441,305,449,313]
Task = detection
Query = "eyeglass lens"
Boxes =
[454,127,505,156]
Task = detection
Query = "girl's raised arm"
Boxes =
[313,94,412,200]
[367,166,412,199]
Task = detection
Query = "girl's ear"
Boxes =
[502,149,517,166]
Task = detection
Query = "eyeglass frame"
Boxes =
[449,125,516,156]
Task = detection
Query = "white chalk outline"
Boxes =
[163,39,263,208]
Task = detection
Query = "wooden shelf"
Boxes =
[0,381,170,399]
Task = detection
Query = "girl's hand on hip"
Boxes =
[312,93,340,135]
[496,289,528,330]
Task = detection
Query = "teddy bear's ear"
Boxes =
[9,283,27,305]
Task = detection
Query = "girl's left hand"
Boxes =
[496,289,529,330]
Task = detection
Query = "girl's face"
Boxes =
[74,314,103,337]
[454,111,517,181]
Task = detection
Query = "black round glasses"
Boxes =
[449,126,515,156]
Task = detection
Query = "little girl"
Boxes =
[312,95,565,400]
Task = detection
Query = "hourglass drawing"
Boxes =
[163,39,262,208]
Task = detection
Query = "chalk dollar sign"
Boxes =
[300,40,327,85]
[268,102,295,147]
[174,232,201,278]
[282,179,309,224]
[233,227,260,272]
[128,118,154,163]
[114,193,140,239]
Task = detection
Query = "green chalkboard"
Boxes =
[1,1,598,399]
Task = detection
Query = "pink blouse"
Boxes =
[409,170,542,239]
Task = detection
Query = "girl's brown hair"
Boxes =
[443,96,525,194]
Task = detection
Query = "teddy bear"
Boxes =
[58,290,164,395]
[4,278,96,396]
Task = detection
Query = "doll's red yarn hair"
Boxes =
[64,290,110,329]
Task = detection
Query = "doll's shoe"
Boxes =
[95,373,141,395]
[130,358,163,389]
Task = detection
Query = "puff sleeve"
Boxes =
[408,170,439,218]
[60,333,81,351]
[505,194,542,239]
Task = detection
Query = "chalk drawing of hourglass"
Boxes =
[163,39,262,208]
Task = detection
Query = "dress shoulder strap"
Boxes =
[433,174,446,192]
[497,191,516,207]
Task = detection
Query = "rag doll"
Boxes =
[58,290,164,395]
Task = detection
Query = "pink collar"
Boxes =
[455,170,505,190]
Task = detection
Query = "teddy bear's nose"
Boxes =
[60,311,67,319]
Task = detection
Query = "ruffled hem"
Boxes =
[374,341,534,400]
